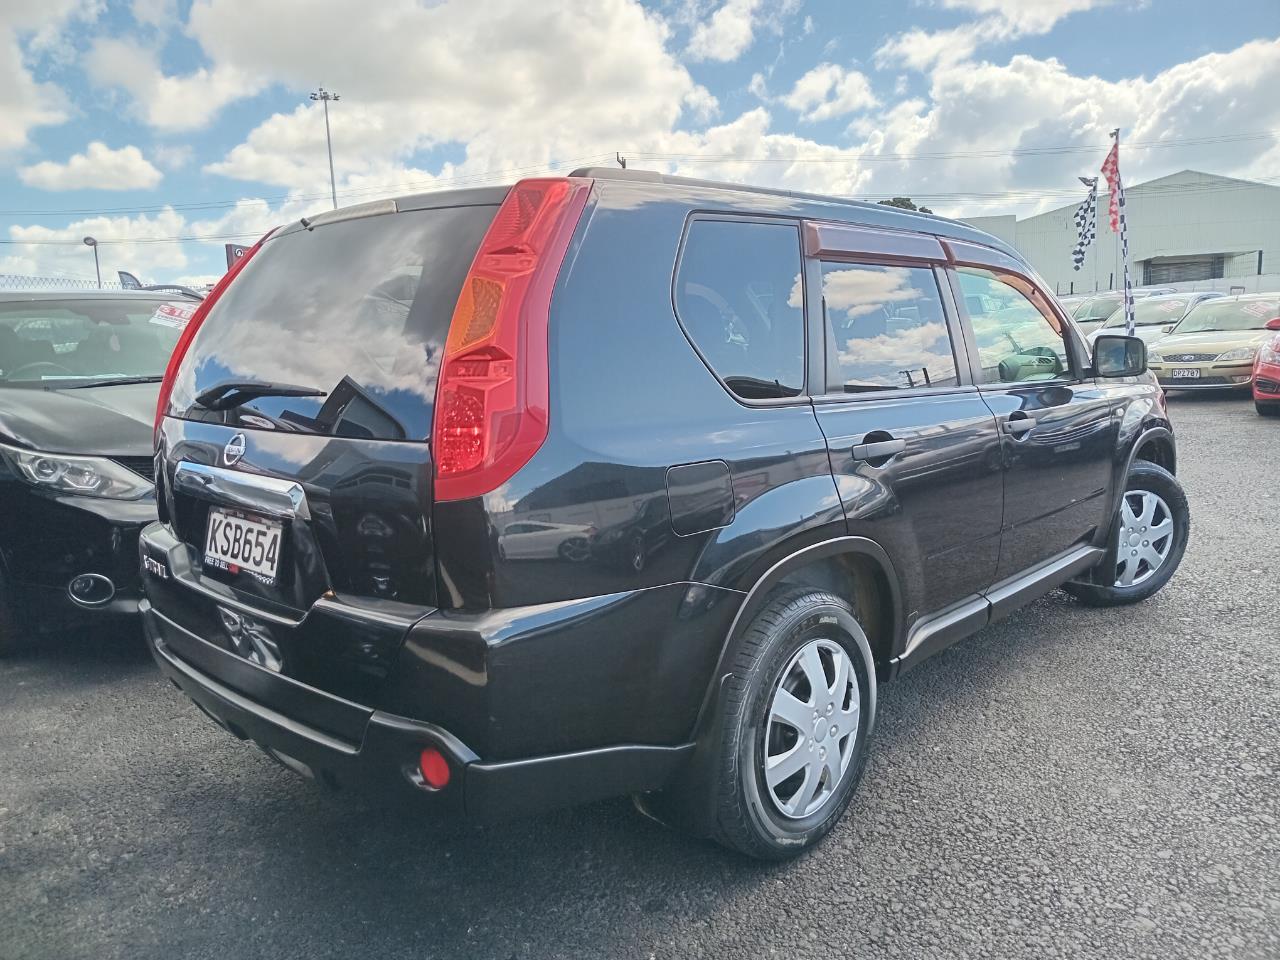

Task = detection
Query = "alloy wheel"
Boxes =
[1114,489,1175,587]
[762,638,860,819]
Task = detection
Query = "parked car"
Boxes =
[1084,292,1224,349]
[1148,294,1280,392]
[1068,288,1176,336]
[1254,331,1280,416]
[497,519,596,561]
[0,290,199,651]
[139,171,1188,859]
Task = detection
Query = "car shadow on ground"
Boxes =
[38,590,1136,957]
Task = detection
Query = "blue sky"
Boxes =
[2,0,1277,285]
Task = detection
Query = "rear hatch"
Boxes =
[153,192,501,702]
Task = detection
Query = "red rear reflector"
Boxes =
[418,747,451,789]
[153,230,273,440]
[431,177,592,501]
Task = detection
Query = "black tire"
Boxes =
[678,587,877,860]
[1256,400,1279,417]
[1064,461,1189,607]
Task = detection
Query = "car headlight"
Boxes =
[0,443,151,499]
[1261,343,1280,364]
[1217,347,1256,362]
[1147,350,1162,363]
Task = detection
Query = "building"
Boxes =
[964,170,1280,296]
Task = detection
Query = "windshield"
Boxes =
[1102,298,1190,329]
[1075,295,1123,321]
[0,297,190,386]
[1173,299,1280,334]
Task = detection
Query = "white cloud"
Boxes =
[781,64,878,122]
[152,143,194,170]
[0,208,192,281]
[0,0,96,152]
[687,0,763,62]
[876,0,1110,70]
[19,142,163,191]
[85,37,263,131]
[130,0,177,27]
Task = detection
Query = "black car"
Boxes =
[139,171,1189,859]
[0,290,197,650]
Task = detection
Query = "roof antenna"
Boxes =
[615,152,627,169]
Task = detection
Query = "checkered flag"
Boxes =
[1071,177,1097,271]
[1101,131,1135,334]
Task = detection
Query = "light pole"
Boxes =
[83,236,101,289]
[309,86,340,209]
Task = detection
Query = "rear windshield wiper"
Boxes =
[195,379,327,411]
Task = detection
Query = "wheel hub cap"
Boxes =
[1114,489,1175,587]
[763,638,860,820]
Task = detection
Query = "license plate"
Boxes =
[205,508,282,583]
[1171,368,1201,379]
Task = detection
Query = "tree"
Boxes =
[877,197,934,215]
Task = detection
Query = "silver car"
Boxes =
[1085,292,1225,349]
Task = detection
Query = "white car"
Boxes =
[1085,292,1224,349]
[497,520,597,561]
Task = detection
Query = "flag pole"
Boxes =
[1111,128,1135,335]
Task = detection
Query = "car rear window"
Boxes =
[169,204,496,441]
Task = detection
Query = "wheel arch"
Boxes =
[692,536,902,737]
[1131,426,1176,476]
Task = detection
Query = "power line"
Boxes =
[1,131,1273,220]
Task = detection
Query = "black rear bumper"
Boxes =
[142,598,692,820]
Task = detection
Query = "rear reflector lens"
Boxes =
[431,177,592,501]
[418,747,451,789]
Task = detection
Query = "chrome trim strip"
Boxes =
[173,461,311,521]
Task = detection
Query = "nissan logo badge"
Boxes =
[223,433,247,466]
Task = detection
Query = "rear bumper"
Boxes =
[142,597,692,819]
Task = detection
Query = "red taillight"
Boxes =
[418,747,451,789]
[431,178,592,501]
[153,230,273,441]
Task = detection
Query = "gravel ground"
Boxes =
[2,394,1277,960]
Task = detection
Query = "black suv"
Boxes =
[140,170,1189,859]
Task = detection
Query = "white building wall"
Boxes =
[962,171,1280,296]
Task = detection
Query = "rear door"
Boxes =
[805,222,1004,627]
[945,243,1117,580]
[155,195,499,697]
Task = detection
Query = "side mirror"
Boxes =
[1094,335,1147,378]
[1265,317,1280,331]
[1161,324,1175,334]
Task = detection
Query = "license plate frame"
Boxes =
[204,507,283,584]
[1171,368,1201,380]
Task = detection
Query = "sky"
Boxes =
[1,0,1278,287]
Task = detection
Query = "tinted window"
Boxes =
[675,220,804,400]
[958,267,1072,384]
[821,262,957,393]
[1076,295,1123,321]
[0,297,186,385]
[170,205,496,441]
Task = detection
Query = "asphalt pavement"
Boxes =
[2,393,1277,960]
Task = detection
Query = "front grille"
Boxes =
[1256,378,1279,395]
[1161,353,1217,362]
[1158,376,1231,386]
[112,456,155,483]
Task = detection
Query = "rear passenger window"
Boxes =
[820,262,958,393]
[675,220,805,400]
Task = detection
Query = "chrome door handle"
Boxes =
[851,438,906,461]
[1003,416,1036,435]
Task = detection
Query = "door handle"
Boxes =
[1003,415,1036,436]
[851,438,906,461]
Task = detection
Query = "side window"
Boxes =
[820,262,958,393]
[674,219,805,400]
[956,267,1073,384]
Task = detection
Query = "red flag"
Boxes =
[1100,141,1121,232]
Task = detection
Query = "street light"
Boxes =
[309,86,340,210]
[83,236,101,289]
